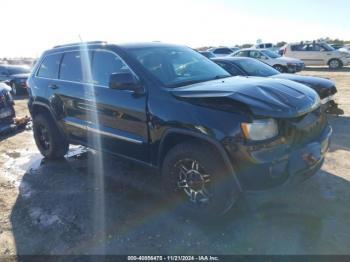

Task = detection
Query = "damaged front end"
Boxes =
[226,106,331,191]
[171,77,331,191]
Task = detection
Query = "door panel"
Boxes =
[84,85,148,161]
[85,50,149,161]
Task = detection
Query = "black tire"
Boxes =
[273,64,286,73]
[161,141,241,219]
[328,59,342,70]
[33,113,69,159]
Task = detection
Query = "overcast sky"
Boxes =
[1,0,350,57]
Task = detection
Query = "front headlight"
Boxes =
[241,119,279,141]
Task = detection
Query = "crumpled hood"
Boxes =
[171,76,320,118]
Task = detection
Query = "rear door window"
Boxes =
[249,51,262,58]
[234,51,249,57]
[91,51,131,87]
[60,51,92,82]
[37,53,62,79]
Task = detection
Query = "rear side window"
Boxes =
[60,51,90,82]
[249,51,262,58]
[291,45,302,51]
[214,48,232,54]
[234,51,250,57]
[91,51,130,86]
[215,62,241,76]
[37,54,62,79]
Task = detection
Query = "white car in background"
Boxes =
[339,45,350,53]
[206,47,233,57]
[281,42,350,69]
[231,48,304,73]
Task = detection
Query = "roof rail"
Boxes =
[53,41,107,49]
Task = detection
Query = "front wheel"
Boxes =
[161,141,241,219]
[328,59,342,70]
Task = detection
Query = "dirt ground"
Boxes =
[1,67,350,255]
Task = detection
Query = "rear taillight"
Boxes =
[283,48,287,55]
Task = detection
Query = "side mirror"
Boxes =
[109,72,143,94]
[261,55,268,60]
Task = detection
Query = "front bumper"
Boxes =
[286,63,305,73]
[226,124,332,191]
[339,57,350,66]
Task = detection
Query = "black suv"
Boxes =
[27,42,332,216]
[0,65,31,95]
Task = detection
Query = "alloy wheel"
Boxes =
[329,60,340,69]
[173,159,212,206]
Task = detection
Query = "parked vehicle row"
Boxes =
[230,48,304,73]
[27,41,332,218]
[281,41,350,69]
[0,64,31,95]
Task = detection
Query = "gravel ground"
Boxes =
[1,67,350,255]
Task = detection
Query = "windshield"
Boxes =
[7,66,30,75]
[261,50,280,59]
[200,51,215,59]
[321,43,335,51]
[235,58,280,77]
[126,46,230,87]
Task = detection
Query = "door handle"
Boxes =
[49,84,59,89]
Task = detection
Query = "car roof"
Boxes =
[0,64,29,69]
[207,47,231,51]
[236,48,268,51]
[45,41,187,55]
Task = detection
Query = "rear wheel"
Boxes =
[161,141,240,219]
[328,59,342,70]
[33,113,69,159]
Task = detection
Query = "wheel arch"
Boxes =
[327,58,343,67]
[30,101,67,138]
[30,101,55,119]
[157,128,242,191]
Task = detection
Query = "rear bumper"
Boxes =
[226,124,332,191]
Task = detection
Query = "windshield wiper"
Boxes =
[168,79,208,88]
